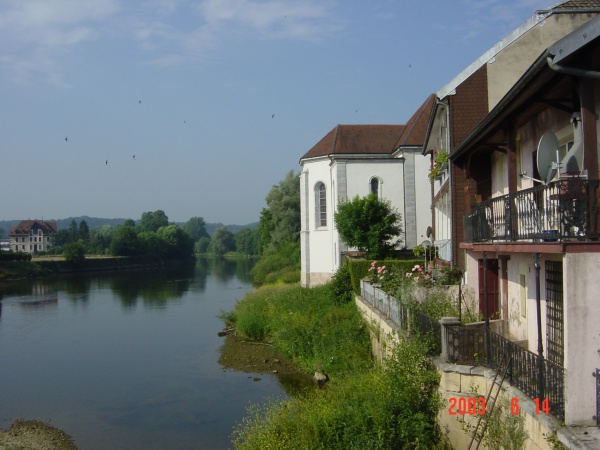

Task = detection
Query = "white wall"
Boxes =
[564,252,600,426]
[300,157,336,286]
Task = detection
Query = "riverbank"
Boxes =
[0,255,193,281]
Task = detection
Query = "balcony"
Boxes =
[463,178,600,243]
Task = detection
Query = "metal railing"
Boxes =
[360,281,565,420]
[359,280,410,329]
[445,325,565,420]
[464,178,600,243]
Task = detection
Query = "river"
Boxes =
[0,258,292,450]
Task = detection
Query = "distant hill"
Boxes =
[0,217,259,237]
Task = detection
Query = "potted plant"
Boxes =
[429,150,449,181]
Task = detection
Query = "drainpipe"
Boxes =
[534,252,545,401]
[546,56,600,79]
[483,251,491,367]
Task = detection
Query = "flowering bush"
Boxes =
[367,260,387,284]
[405,264,434,287]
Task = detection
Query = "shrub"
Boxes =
[329,263,353,305]
[251,243,299,286]
[233,336,444,450]
[63,242,86,265]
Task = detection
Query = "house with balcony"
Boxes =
[10,220,58,254]
[423,0,600,270]
[451,15,600,427]
[299,95,434,287]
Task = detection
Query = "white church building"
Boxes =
[299,96,434,287]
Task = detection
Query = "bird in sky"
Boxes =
[139,100,142,104]
[272,114,275,119]
[105,160,108,165]
[65,137,68,142]
[133,154,135,159]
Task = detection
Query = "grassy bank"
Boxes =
[226,283,448,449]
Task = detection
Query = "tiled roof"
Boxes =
[300,124,406,160]
[394,94,435,148]
[10,220,58,236]
[551,0,600,10]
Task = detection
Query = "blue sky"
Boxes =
[1,0,552,225]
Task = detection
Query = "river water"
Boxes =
[0,258,289,450]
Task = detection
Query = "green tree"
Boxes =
[138,231,168,257]
[137,210,169,233]
[63,242,86,265]
[334,194,402,259]
[235,228,259,255]
[88,225,114,254]
[257,208,274,256]
[183,216,209,242]
[263,170,300,252]
[195,236,211,254]
[210,226,236,256]
[110,226,139,256]
[53,229,71,249]
[78,220,90,244]
[156,224,194,258]
[68,219,78,243]
[122,219,136,228]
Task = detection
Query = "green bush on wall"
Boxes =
[348,259,422,293]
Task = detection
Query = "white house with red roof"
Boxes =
[299,96,434,287]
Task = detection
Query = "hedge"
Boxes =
[347,259,422,293]
[0,251,32,262]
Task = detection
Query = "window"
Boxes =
[315,182,327,228]
[369,177,381,197]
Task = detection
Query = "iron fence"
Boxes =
[360,282,565,420]
[445,325,565,420]
[464,178,600,243]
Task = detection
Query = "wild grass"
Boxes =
[232,284,372,376]
[232,336,447,450]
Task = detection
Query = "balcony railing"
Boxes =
[464,178,600,243]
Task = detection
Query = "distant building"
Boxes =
[0,238,10,252]
[10,220,58,253]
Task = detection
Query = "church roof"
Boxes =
[299,95,434,162]
[300,124,406,160]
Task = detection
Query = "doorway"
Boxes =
[478,258,500,319]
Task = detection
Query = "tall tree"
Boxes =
[183,216,209,242]
[78,220,90,243]
[210,227,235,256]
[156,224,194,258]
[110,226,139,256]
[261,170,300,253]
[235,228,259,255]
[334,194,402,259]
[137,210,169,233]
[68,220,78,243]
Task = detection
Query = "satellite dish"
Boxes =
[426,226,433,239]
[537,132,560,183]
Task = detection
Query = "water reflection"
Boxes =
[0,257,283,450]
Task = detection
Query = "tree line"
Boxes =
[48,210,260,261]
